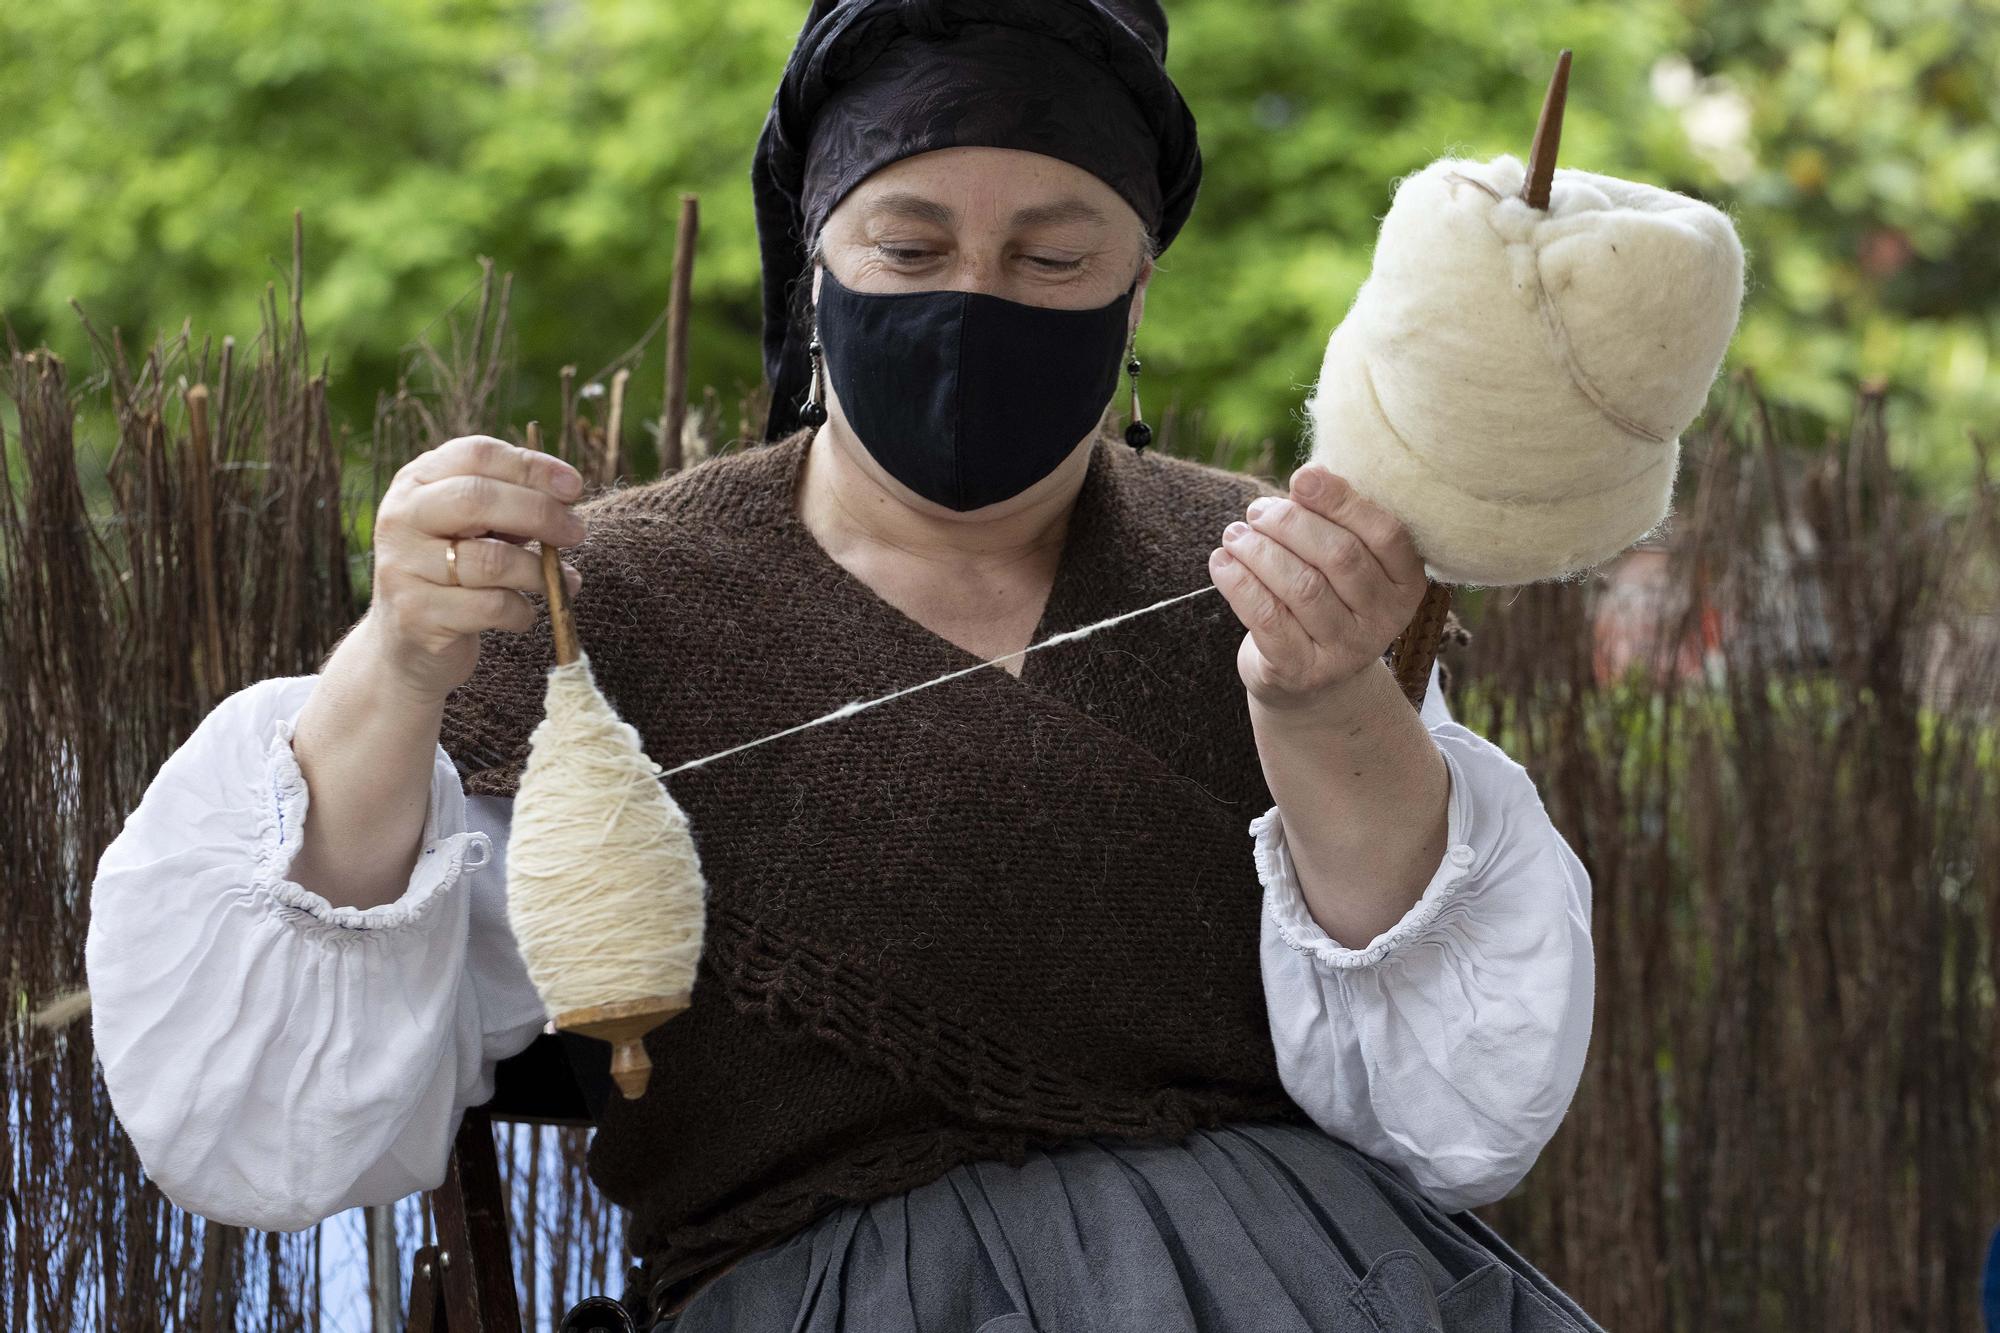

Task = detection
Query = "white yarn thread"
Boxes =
[660,582,1221,778]
[509,652,705,1017]
[1303,152,1745,587]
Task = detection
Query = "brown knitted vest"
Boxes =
[437,425,1306,1299]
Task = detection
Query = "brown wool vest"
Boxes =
[436,426,1307,1296]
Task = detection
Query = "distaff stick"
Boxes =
[1387,49,1571,707]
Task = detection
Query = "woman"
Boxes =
[86,1,1601,1329]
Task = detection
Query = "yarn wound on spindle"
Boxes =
[1305,152,1746,587]
[508,651,705,1022]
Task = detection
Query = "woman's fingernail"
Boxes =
[1291,468,1322,498]
[554,470,583,498]
[1247,497,1277,520]
[1224,521,1251,542]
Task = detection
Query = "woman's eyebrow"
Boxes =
[1008,198,1108,228]
[863,192,955,226]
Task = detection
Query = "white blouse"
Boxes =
[84,667,1591,1233]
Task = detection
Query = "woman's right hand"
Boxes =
[364,434,589,701]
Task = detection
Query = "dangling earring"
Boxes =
[800,322,828,428]
[1123,332,1152,451]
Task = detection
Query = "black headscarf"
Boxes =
[751,0,1202,441]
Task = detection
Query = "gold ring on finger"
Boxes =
[445,538,461,587]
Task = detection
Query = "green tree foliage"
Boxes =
[3,0,1994,489]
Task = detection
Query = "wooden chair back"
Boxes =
[403,1033,618,1332]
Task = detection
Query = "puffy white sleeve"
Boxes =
[85,673,546,1232]
[1252,666,1594,1212]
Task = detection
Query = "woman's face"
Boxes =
[805,147,1156,520]
[812,145,1153,322]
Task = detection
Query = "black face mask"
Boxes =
[815,265,1136,511]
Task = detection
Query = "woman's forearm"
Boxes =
[1249,659,1449,947]
[287,616,452,912]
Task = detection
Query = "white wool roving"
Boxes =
[507,651,706,1020]
[1304,152,1745,586]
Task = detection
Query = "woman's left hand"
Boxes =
[1208,463,1428,715]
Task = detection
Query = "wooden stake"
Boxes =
[661,194,699,474]
[558,364,577,467]
[606,366,630,484]
[184,384,227,701]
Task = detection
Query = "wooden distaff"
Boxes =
[1388,48,1572,707]
[524,420,690,1098]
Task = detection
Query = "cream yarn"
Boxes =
[507,651,705,1019]
[1303,152,1745,586]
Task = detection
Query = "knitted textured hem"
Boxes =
[628,900,1305,1289]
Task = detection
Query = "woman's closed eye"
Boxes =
[871,243,1087,273]
[873,244,937,264]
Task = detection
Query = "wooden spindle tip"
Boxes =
[1522,49,1574,211]
[609,1040,653,1099]
[556,994,691,1100]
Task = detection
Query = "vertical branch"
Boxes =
[661,194,700,474]
[183,385,227,702]
[606,368,630,486]
[558,363,578,467]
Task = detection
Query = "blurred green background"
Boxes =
[3,0,1995,493]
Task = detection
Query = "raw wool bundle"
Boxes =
[1305,151,1745,586]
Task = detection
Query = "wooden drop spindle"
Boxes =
[527,421,581,668]
[520,418,689,1098]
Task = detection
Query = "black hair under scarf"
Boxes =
[750,0,1202,441]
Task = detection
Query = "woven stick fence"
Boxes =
[1459,376,2000,1331]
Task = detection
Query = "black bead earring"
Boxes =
[1123,333,1152,451]
[799,325,828,428]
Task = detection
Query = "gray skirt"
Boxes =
[651,1120,1605,1332]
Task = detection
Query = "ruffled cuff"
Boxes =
[1251,737,1474,970]
[256,710,492,932]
